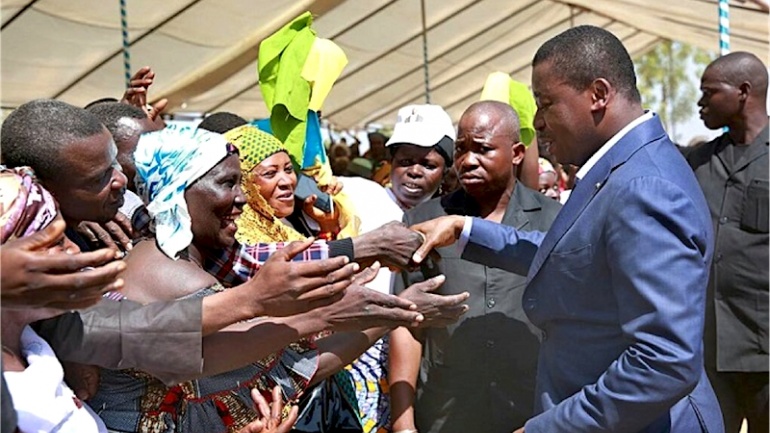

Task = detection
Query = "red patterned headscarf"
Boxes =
[0,166,58,244]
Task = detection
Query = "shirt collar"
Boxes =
[575,111,654,181]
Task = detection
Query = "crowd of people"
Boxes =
[0,23,767,433]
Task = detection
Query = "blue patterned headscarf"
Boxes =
[134,124,233,259]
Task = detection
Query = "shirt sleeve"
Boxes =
[37,297,204,385]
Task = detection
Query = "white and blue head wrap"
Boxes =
[134,124,234,259]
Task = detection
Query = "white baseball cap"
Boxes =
[386,104,456,148]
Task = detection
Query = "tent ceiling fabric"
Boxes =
[1,0,767,129]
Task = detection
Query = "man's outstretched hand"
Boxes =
[399,274,469,328]
[352,221,424,270]
[410,215,466,264]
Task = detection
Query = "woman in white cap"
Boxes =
[384,104,456,211]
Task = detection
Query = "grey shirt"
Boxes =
[394,184,561,433]
[687,125,769,372]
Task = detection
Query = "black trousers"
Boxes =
[706,367,769,433]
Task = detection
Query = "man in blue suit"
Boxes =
[410,26,724,433]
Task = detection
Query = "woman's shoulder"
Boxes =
[120,240,218,303]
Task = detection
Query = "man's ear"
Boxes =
[738,82,752,102]
[590,78,612,111]
[511,142,526,166]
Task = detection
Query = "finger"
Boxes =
[45,294,105,311]
[305,290,345,310]
[278,405,299,433]
[411,233,434,265]
[105,221,132,252]
[150,99,169,119]
[270,386,282,420]
[296,262,360,299]
[416,274,446,292]
[89,224,119,252]
[113,212,135,238]
[18,219,67,251]
[123,87,147,97]
[352,261,380,285]
[30,248,119,273]
[251,388,271,419]
[366,304,423,326]
[33,261,126,294]
[427,291,470,307]
[238,420,265,433]
[297,276,354,302]
[130,66,151,81]
[291,256,351,279]
[367,289,417,311]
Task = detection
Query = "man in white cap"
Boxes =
[384,104,457,210]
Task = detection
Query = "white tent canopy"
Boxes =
[2,0,767,128]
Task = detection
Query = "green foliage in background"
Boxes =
[636,41,716,142]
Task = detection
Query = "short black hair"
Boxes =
[708,51,768,98]
[2,99,106,181]
[198,112,248,134]
[84,97,119,109]
[87,102,147,143]
[533,25,641,103]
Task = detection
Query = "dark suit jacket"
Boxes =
[462,115,723,432]
[687,126,769,372]
[395,184,560,433]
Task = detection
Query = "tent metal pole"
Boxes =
[718,0,730,55]
[120,0,131,87]
[420,0,431,103]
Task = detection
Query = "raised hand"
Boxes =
[237,386,299,433]
[1,217,126,309]
[410,215,466,264]
[120,66,168,123]
[302,194,340,234]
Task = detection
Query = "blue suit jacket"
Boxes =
[462,115,724,433]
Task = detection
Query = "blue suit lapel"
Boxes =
[526,115,668,282]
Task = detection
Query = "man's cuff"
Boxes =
[456,216,474,253]
[329,237,354,261]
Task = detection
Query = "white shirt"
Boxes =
[4,326,107,433]
[575,111,653,181]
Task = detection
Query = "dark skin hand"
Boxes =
[62,361,101,400]
[316,262,423,331]
[319,262,469,331]
[237,386,299,433]
[409,215,466,265]
[228,238,362,319]
[120,66,168,123]
[399,273,469,328]
[0,218,126,309]
[352,221,427,270]
[76,211,135,253]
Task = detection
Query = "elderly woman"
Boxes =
[88,125,440,433]
[0,167,109,433]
